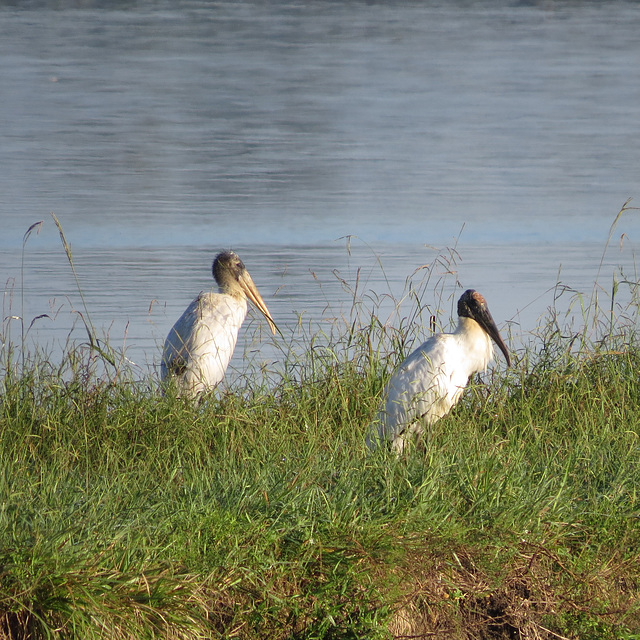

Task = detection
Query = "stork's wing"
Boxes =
[367,335,465,449]
[161,292,246,397]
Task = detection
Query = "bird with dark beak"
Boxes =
[367,289,510,453]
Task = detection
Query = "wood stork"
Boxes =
[366,289,510,453]
[161,250,277,398]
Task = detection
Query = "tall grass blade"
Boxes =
[20,220,43,373]
[51,213,116,368]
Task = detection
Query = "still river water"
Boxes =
[1,0,640,380]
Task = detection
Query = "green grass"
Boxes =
[2,210,640,639]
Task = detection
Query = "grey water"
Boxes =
[1,0,640,380]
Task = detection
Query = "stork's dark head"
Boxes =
[458,289,511,366]
[212,251,277,335]
[213,251,246,289]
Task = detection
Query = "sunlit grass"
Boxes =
[2,206,640,638]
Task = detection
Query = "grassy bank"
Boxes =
[2,227,640,638]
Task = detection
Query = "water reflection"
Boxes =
[1,0,639,248]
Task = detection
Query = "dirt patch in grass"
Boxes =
[385,542,640,639]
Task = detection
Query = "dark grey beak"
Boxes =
[476,307,511,367]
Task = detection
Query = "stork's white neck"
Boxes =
[453,316,494,373]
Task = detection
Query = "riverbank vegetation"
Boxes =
[1,212,640,639]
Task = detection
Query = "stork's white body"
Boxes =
[161,291,248,398]
[367,317,495,453]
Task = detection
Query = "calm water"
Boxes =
[1,0,640,378]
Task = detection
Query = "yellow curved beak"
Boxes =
[239,271,278,335]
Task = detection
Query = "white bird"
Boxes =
[161,250,277,398]
[366,289,510,453]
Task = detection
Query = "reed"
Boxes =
[1,208,640,639]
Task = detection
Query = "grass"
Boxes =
[2,208,640,638]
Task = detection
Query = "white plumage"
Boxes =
[161,251,277,398]
[366,289,510,453]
